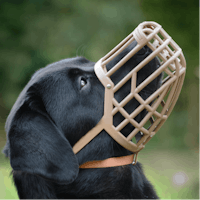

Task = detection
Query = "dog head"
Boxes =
[3,42,162,184]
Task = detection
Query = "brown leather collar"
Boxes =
[79,154,137,169]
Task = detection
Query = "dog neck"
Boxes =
[76,131,134,167]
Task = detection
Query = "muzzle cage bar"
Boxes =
[73,21,186,155]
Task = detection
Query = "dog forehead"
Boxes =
[31,57,95,82]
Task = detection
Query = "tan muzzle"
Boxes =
[73,21,186,155]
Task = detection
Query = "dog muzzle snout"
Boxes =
[73,21,186,158]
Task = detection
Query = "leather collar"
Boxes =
[79,154,138,169]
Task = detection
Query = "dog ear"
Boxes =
[5,85,79,184]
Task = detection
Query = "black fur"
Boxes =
[3,41,162,199]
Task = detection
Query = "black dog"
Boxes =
[3,41,162,199]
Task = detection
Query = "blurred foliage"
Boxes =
[0,0,199,199]
[0,0,146,109]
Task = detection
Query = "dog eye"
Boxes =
[80,77,87,88]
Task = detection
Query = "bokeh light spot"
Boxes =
[172,171,188,186]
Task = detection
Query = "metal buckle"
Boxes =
[132,152,139,165]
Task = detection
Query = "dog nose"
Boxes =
[138,45,154,55]
[138,45,161,68]
[136,46,147,55]
[130,40,149,56]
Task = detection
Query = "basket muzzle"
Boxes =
[73,21,186,155]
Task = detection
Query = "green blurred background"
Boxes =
[0,0,199,199]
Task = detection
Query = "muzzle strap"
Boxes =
[79,154,138,169]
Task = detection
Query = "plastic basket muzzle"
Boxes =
[73,21,186,154]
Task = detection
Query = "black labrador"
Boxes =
[3,41,162,199]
